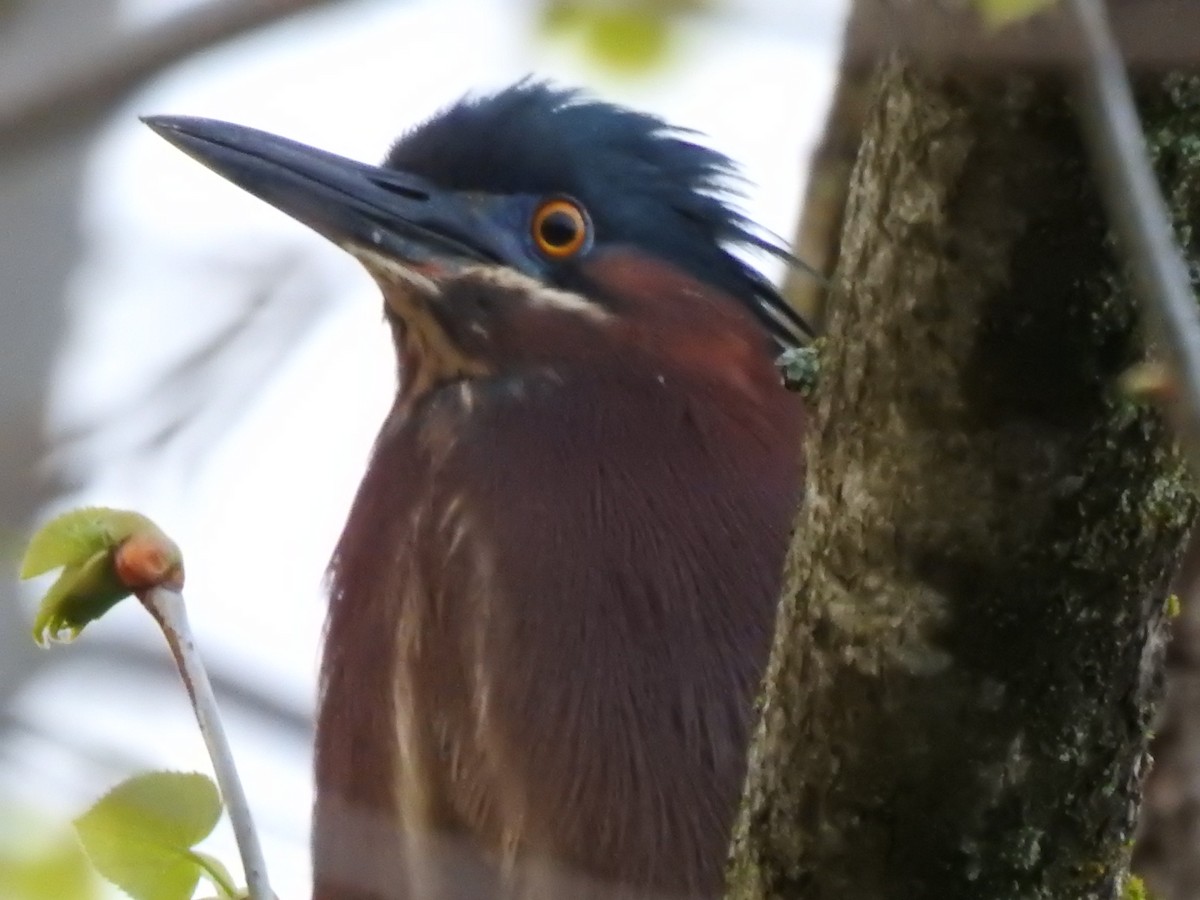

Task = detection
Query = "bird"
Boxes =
[144,80,809,900]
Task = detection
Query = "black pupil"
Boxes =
[540,209,579,248]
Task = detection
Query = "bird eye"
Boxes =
[531,198,589,259]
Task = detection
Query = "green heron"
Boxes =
[144,80,808,900]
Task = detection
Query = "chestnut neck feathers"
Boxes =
[312,81,806,900]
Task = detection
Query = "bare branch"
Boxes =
[1066,0,1200,478]
[0,0,342,153]
[141,585,274,900]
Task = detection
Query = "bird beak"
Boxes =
[141,115,519,279]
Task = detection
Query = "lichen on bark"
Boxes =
[728,56,1198,900]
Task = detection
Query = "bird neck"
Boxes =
[313,259,805,900]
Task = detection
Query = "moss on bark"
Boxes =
[728,57,1199,900]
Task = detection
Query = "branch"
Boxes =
[1065,0,1200,479]
[141,585,274,900]
[0,0,342,154]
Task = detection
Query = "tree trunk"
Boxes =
[1133,531,1200,899]
[728,53,1200,900]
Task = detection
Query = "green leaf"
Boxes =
[0,806,98,900]
[975,0,1056,27]
[584,9,671,73]
[20,507,158,579]
[0,843,97,900]
[192,851,241,899]
[73,771,224,900]
[536,2,680,74]
[20,507,181,647]
[30,549,128,647]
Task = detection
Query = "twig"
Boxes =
[0,0,341,154]
[1066,0,1200,478]
[140,586,274,900]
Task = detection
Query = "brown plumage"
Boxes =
[315,252,802,900]
[141,81,809,900]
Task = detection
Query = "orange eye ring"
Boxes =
[531,198,590,259]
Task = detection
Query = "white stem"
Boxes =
[142,586,274,900]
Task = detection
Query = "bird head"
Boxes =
[144,81,811,405]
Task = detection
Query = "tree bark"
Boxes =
[1133,72,1200,885]
[1133,531,1200,900]
[729,54,1200,900]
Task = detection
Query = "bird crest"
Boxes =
[387,79,812,349]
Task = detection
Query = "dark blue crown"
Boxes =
[387,80,812,348]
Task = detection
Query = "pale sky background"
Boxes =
[5,1,846,896]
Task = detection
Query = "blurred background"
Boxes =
[0,1,845,896]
